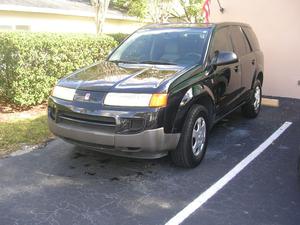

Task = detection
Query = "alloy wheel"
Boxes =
[191,117,206,156]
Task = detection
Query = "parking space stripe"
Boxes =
[165,121,292,225]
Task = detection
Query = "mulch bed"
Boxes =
[0,101,47,122]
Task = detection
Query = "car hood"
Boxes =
[58,61,185,93]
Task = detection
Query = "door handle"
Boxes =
[252,59,256,65]
[234,65,239,72]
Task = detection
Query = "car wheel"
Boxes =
[242,80,262,118]
[170,105,209,168]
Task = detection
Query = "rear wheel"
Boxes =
[170,105,209,168]
[242,80,262,118]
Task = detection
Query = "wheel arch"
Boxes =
[170,89,215,133]
[252,70,264,89]
[257,72,263,85]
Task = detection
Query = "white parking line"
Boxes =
[165,121,292,225]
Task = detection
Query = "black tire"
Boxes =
[242,80,262,118]
[170,105,209,168]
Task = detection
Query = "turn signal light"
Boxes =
[149,94,168,108]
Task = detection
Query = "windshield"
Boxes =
[108,28,211,66]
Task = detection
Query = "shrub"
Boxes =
[0,32,117,106]
[109,33,129,44]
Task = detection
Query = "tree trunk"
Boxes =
[92,0,110,34]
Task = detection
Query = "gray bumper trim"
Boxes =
[48,118,180,153]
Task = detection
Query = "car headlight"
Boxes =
[52,86,76,101]
[104,93,167,107]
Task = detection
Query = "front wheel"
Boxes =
[242,80,262,118]
[170,105,209,168]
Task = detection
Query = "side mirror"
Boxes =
[213,51,238,66]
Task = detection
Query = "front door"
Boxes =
[208,27,242,117]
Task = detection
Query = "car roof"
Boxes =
[142,23,215,29]
[214,22,251,28]
[141,22,251,30]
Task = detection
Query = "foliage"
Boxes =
[111,0,147,19]
[108,33,129,44]
[128,0,148,18]
[148,0,174,23]
[111,0,206,23]
[110,0,127,10]
[0,115,51,155]
[175,0,205,23]
[0,32,117,106]
[112,0,173,22]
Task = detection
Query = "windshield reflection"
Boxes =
[108,28,211,66]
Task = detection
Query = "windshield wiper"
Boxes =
[108,60,138,64]
[109,60,176,65]
[138,60,176,65]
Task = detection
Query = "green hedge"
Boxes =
[0,32,118,106]
[108,33,129,44]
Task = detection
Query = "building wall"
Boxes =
[210,0,300,99]
[0,11,145,34]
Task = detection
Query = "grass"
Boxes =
[0,115,52,156]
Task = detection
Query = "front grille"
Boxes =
[73,90,105,103]
[57,111,116,133]
[58,111,115,126]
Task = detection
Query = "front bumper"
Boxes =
[48,96,180,158]
[48,118,180,158]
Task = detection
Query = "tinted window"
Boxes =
[210,27,233,59]
[243,27,260,51]
[109,28,210,66]
[242,30,252,54]
[230,26,249,57]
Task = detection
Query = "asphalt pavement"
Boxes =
[0,97,299,225]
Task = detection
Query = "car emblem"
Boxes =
[84,93,91,101]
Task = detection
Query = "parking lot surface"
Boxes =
[0,97,299,225]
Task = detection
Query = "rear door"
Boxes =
[208,26,242,116]
[229,26,256,99]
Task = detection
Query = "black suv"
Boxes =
[48,23,264,168]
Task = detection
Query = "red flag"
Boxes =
[202,0,211,23]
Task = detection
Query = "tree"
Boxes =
[90,0,111,34]
[111,0,205,24]
[148,0,174,23]
[111,0,147,18]
[111,0,147,19]
[111,0,173,23]
[173,0,205,23]
[128,0,148,19]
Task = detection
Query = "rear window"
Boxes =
[210,27,233,55]
[230,26,250,57]
[243,27,260,51]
